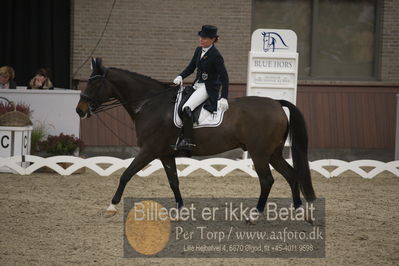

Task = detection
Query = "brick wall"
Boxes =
[74,0,399,151]
[380,0,399,81]
[72,0,399,84]
[71,0,252,84]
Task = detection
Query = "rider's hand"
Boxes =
[218,98,229,111]
[173,76,183,86]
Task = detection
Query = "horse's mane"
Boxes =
[109,67,167,87]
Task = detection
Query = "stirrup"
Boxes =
[176,138,196,151]
[171,137,195,151]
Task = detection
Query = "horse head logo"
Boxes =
[261,32,288,52]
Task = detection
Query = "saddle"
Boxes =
[173,86,226,129]
[177,86,210,123]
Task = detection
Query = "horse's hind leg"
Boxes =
[251,156,274,214]
[270,147,302,209]
[161,156,184,209]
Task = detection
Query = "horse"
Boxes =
[76,58,315,217]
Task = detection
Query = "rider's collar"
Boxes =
[202,45,213,53]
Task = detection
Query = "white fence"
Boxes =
[0,155,398,179]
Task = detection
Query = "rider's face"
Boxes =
[199,37,215,48]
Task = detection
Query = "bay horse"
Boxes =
[76,58,315,217]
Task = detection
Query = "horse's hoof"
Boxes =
[105,210,117,217]
[245,218,257,225]
[296,205,314,224]
[245,211,262,225]
[169,210,180,221]
[105,204,117,217]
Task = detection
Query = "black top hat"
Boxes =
[198,25,218,38]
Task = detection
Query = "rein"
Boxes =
[93,99,122,113]
[80,76,178,115]
[80,77,178,146]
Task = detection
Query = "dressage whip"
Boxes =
[72,0,117,79]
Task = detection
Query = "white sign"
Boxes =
[0,126,32,173]
[0,130,11,156]
[247,29,298,104]
[246,29,298,152]
[250,29,297,53]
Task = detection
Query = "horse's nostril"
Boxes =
[76,101,90,117]
[76,108,85,117]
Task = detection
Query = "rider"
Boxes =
[173,25,229,151]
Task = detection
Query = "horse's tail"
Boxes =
[278,100,316,202]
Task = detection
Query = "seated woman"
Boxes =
[0,66,17,89]
[27,68,54,90]
[173,25,229,151]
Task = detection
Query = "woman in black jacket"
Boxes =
[173,25,229,151]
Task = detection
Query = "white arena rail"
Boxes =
[0,155,399,179]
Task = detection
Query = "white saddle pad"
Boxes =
[173,87,226,129]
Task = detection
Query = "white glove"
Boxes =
[173,76,183,86]
[218,98,229,111]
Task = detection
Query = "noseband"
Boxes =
[80,73,107,103]
[79,91,99,106]
[80,78,104,108]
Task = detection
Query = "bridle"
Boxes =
[78,70,179,146]
[80,72,122,114]
[87,74,106,81]
[80,73,178,115]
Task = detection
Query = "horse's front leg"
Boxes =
[106,150,154,216]
[161,156,184,209]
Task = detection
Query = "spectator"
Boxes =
[27,68,54,90]
[0,66,17,89]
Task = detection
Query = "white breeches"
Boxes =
[182,83,209,111]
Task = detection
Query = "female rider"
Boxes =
[173,25,229,151]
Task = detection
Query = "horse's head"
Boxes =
[76,58,115,118]
[261,32,288,53]
[261,32,274,52]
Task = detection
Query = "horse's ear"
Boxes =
[97,58,103,69]
[90,57,105,74]
[91,57,96,70]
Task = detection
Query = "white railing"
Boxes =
[0,155,398,179]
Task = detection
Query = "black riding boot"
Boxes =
[177,107,195,151]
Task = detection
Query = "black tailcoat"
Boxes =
[179,45,229,113]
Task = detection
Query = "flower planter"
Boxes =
[0,126,33,173]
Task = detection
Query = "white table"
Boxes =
[0,88,81,137]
